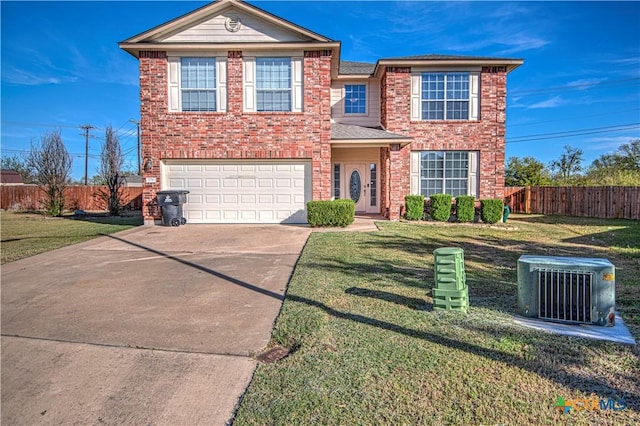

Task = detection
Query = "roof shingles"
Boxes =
[331,123,410,140]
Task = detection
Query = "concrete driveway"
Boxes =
[1,224,311,425]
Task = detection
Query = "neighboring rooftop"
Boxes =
[0,170,24,185]
[339,61,375,75]
[379,53,523,62]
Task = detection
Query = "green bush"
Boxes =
[404,195,425,220]
[480,199,504,224]
[307,199,355,227]
[456,196,476,222]
[429,194,453,222]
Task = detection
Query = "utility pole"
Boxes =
[130,119,141,175]
[80,125,95,185]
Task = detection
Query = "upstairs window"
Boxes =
[180,58,217,112]
[168,56,227,113]
[344,84,366,114]
[256,57,292,112]
[411,72,478,121]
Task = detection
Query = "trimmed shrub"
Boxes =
[456,196,476,222]
[480,198,504,224]
[404,195,425,220]
[307,199,355,227]
[429,194,453,222]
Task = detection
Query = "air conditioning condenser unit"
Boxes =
[517,255,615,326]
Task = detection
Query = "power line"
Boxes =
[510,77,640,96]
[506,123,640,144]
[0,120,104,131]
[509,107,640,128]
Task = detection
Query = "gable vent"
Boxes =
[225,15,242,32]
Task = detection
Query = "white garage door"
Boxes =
[162,160,311,224]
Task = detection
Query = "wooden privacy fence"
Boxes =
[1,185,142,212]
[504,186,640,220]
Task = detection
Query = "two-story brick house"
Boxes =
[119,0,522,224]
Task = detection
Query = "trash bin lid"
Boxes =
[157,190,190,195]
[433,247,464,256]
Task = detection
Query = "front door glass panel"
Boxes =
[350,170,361,203]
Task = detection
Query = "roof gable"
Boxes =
[122,0,333,45]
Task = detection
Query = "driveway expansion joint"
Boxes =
[1,334,255,359]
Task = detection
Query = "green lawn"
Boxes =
[234,214,640,425]
[1,211,143,264]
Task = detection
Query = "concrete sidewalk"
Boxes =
[1,224,311,425]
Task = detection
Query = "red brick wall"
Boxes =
[381,66,508,220]
[138,50,333,222]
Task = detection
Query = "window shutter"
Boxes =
[292,57,303,112]
[217,57,227,113]
[410,73,421,121]
[243,57,256,112]
[410,151,421,194]
[468,151,478,197]
[469,72,480,121]
[168,57,180,112]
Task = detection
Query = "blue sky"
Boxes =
[1,1,639,181]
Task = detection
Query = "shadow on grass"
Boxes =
[286,292,639,410]
[345,287,432,311]
[101,228,638,411]
[63,212,143,226]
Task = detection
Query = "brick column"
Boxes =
[388,146,410,221]
[139,51,167,224]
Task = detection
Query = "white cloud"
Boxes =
[527,96,566,109]
[566,77,608,90]
[2,67,78,86]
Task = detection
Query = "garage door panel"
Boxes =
[187,210,203,221]
[205,194,220,203]
[241,211,257,220]
[206,211,221,220]
[169,178,185,187]
[259,195,273,204]
[241,194,256,204]
[189,194,203,204]
[186,179,202,188]
[223,211,239,220]
[205,179,220,188]
[276,194,291,204]
[240,179,256,188]
[223,179,238,188]
[163,160,309,224]
[223,194,238,204]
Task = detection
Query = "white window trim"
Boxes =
[167,56,227,113]
[343,83,368,116]
[410,151,478,198]
[243,56,303,113]
[411,71,479,121]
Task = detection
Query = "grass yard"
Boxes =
[234,214,640,425]
[0,211,143,264]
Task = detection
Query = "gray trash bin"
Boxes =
[157,190,189,226]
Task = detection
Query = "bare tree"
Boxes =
[549,145,584,183]
[100,125,125,215]
[27,129,73,216]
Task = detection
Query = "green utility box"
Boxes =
[433,247,469,312]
